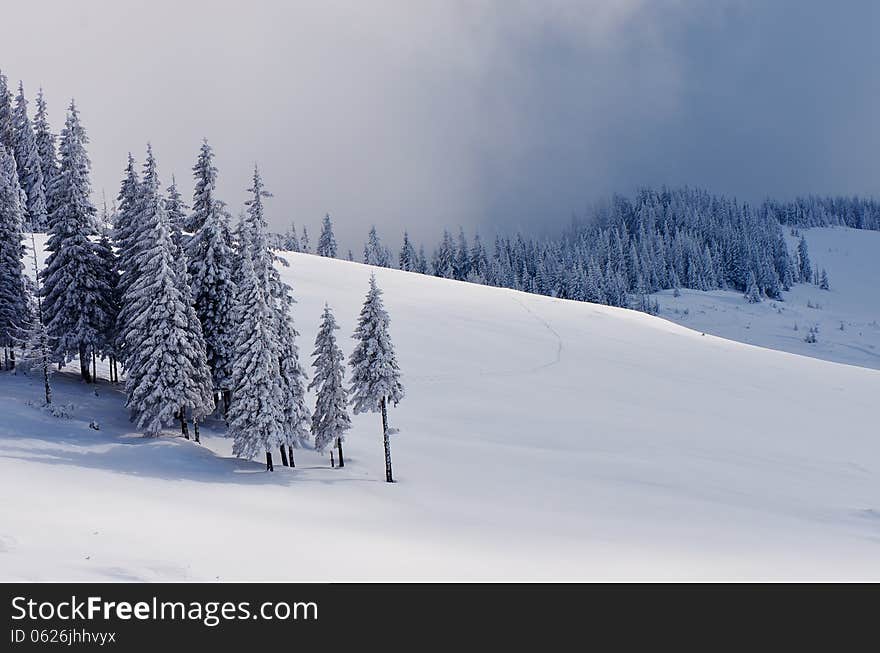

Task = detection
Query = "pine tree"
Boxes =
[284,222,300,252]
[165,176,188,249]
[363,225,389,267]
[399,231,417,271]
[797,235,811,282]
[300,225,311,254]
[11,83,48,231]
[32,89,59,219]
[275,280,310,464]
[19,233,53,403]
[820,268,829,290]
[309,304,350,465]
[123,164,214,436]
[0,71,13,151]
[0,144,29,370]
[349,274,404,482]
[185,139,217,233]
[116,148,167,368]
[228,233,285,470]
[40,102,112,382]
[243,167,309,465]
[744,270,761,303]
[316,213,337,257]
[94,224,121,382]
[185,155,237,401]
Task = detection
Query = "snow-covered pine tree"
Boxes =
[227,232,286,470]
[185,139,218,233]
[123,166,214,436]
[796,235,811,282]
[300,225,311,254]
[19,232,53,403]
[165,175,188,249]
[11,83,48,232]
[820,268,829,291]
[349,274,404,482]
[95,224,121,382]
[243,167,309,466]
[185,186,238,407]
[0,144,29,370]
[275,279,310,466]
[309,304,350,466]
[744,270,761,303]
[399,231,417,271]
[40,101,113,382]
[32,90,59,219]
[284,222,300,252]
[0,71,14,151]
[316,213,337,258]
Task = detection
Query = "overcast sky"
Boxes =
[2,1,878,250]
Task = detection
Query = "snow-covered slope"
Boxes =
[654,227,880,370]
[1,238,879,581]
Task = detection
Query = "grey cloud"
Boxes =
[2,1,877,251]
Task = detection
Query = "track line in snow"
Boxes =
[408,292,564,383]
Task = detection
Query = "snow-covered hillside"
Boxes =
[654,227,880,370]
[2,239,879,581]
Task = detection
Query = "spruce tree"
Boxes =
[309,304,350,465]
[40,102,112,382]
[228,233,285,470]
[820,268,829,291]
[399,231,417,271]
[797,235,811,282]
[349,274,404,482]
[11,83,48,231]
[123,165,214,436]
[275,281,310,465]
[243,167,309,465]
[0,144,29,370]
[0,71,13,151]
[19,233,53,403]
[185,139,217,233]
[165,176,187,249]
[300,225,311,253]
[316,213,337,257]
[185,151,237,401]
[744,270,762,303]
[32,89,59,219]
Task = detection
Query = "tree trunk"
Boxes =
[179,412,190,440]
[381,397,393,483]
[330,451,335,468]
[223,390,231,417]
[266,451,274,472]
[42,363,51,405]
[337,437,345,468]
[92,351,97,383]
[78,344,92,382]
[8,347,15,370]
[3,346,9,370]
[193,420,200,444]
[288,445,295,468]
[279,446,289,467]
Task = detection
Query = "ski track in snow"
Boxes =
[408,291,563,383]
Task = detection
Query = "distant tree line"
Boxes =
[290,187,839,314]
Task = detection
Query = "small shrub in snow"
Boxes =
[44,402,75,419]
